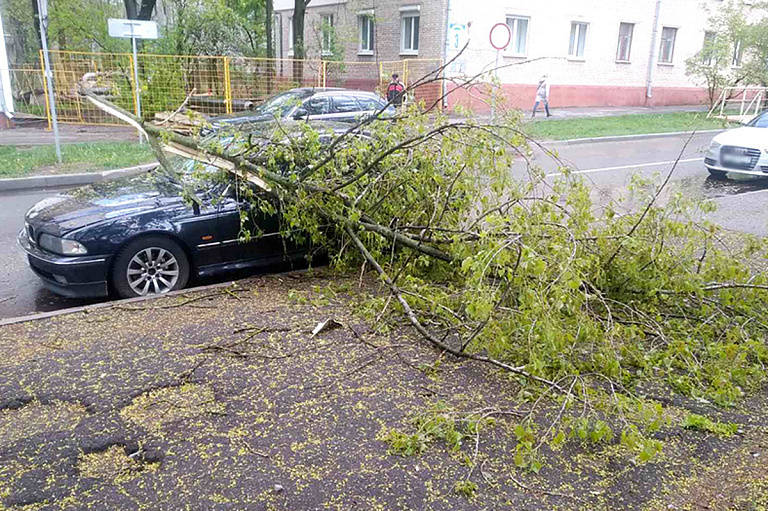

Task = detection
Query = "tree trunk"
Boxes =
[124,0,138,19]
[266,0,275,93]
[124,0,156,20]
[266,0,274,58]
[31,0,43,51]
[292,0,309,85]
[137,0,156,20]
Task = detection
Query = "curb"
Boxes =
[0,268,313,327]
[0,278,244,327]
[546,129,724,146]
[0,162,158,192]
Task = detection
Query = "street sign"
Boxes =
[488,23,512,122]
[449,23,467,51]
[489,23,511,51]
[108,19,158,40]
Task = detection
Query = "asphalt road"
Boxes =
[2,131,768,319]
[520,131,768,235]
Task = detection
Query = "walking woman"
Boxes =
[532,75,552,118]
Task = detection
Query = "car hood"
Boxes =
[25,171,184,236]
[713,127,768,150]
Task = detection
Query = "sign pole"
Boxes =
[131,30,143,143]
[488,23,511,123]
[491,49,501,122]
[107,18,158,144]
[37,0,62,163]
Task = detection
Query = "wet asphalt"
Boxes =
[2,131,767,319]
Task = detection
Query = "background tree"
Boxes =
[124,0,157,20]
[292,0,310,83]
[685,1,749,107]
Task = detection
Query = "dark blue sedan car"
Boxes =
[18,156,309,299]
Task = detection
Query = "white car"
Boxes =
[705,110,768,179]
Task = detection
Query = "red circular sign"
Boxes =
[489,23,512,51]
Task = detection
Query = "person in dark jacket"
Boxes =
[387,73,405,107]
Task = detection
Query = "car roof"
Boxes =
[291,87,381,98]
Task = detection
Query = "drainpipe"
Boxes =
[442,0,453,111]
[645,0,662,105]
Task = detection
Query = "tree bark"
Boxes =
[266,0,274,59]
[31,0,43,51]
[292,0,309,85]
[266,0,275,93]
[124,0,156,20]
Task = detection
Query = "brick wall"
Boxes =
[275,0,448,63]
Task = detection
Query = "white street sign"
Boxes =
[108,19,158,40]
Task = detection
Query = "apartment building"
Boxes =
[273,0,747,111]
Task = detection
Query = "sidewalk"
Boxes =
[1,124,139,146]
[448,104,710,122]
[535,104,709,120]
[2,104,712,147]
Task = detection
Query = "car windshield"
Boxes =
[157,154,227,189]
[252,91,308,118]
[746,111,768,128]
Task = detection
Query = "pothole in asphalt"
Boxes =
[0,400,88,447]
[119,383,225,432]
[78,445,159,483]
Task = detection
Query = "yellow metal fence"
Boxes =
[9,51,443,127]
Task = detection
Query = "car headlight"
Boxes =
[38,233,88,255]
[710,141,722,151]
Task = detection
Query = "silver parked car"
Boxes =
[705,110,768,179]
[208,88,395,133]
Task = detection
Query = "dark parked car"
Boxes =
[18,156,311,299]
[208,87,395,132]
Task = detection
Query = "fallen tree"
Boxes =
[80,71,768,469]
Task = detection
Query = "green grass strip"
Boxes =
[0,142,155,178]
[525,112,734,141]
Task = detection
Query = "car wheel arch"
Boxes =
[108,230,195,280]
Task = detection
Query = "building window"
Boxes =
[321,14,334,56]
[401,9,420,55]
[659,27,677,63]
[505,16,529,56]
[359,13,374,54]
[702,31,717,66]
[288,17,294,55]
[569,22,588,58]
[616,22,634,62]
[732,39,743,67]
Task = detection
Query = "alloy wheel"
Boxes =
[126,247,180,296]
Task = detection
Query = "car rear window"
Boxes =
[332,95,360,114]
[305,96,331,115]
[355,96,383,111]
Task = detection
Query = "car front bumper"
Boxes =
[705,147,768,177]
[17,229,111,298]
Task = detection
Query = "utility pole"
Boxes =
[36,0,63,163]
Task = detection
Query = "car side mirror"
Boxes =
[293,108,309,120]
[192,200,201,216]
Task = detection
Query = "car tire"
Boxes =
[707,168,728,180]
[112,236,190,299]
